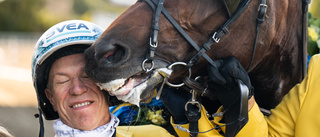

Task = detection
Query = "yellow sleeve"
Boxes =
[236,102,268,137]
[264,82,305,136]
[265,54,320,137]
[211,102,268,137]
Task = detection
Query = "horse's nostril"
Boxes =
[102,45,125,64]
[104,51,115,58]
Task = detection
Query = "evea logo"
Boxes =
[46,23,89,40]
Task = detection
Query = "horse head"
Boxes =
[85,0,304,109]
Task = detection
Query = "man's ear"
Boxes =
[45,88,57,111]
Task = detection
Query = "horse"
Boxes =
[84,0,306,111]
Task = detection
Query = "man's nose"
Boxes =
[70,78,88,95]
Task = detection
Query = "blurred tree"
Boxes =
[0,0,128,32]
[74,0,90,15]
[0,0,45,32]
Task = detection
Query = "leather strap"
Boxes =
[183,77,206,93]
[246,0,267,70]
[302,0,310,77]
[145,0,219,69]
[188,0,253,68]
[146,0,165,62]
[185,103,201,137]
[35,108,44,137]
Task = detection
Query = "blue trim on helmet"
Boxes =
[46,30,92,43]
[36,35,98,64]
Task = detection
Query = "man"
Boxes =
[32,20,174,137]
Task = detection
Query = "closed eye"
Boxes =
[54,75,70,84]
[56,79,70,84]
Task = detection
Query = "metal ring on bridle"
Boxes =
[166,62,192,87]
[142,59,154,72]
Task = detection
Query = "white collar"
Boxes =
[53,113,119,137]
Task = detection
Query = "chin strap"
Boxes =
[34,108,44,137]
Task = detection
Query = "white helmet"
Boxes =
[31,20,104,120]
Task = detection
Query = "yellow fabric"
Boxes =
[111,103,133,113]
[116,125,174,137]
[211,102,268,137]
[171,103,267,137]
[265,54,320,137]
[171,106,221,137]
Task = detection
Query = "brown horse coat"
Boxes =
[85,0,304,109]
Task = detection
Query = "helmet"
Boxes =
[32,20,104,120]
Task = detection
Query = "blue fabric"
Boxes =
[109,97,165,125]
[110,106,137,125]
[307,54,311,68]
[140,97,164,107]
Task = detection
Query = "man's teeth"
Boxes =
[72,102,91,108]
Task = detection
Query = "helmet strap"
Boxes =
[34,108,45,137]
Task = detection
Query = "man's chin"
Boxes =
[61,105,110,130]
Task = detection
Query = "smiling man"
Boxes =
[45,53,111,131]
[32,20,119,137]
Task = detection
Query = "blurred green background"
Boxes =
[0,0,131,32]
[0,0,133,137]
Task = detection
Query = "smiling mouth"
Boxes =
[71,101,93,108]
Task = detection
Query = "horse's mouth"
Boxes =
[98,69,170,106]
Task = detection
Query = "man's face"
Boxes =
[45,53,110,130]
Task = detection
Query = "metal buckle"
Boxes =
[185,101,201,112]
[142,59,155,72]
[185,89,201,112]
[212,32,221,43]
[258,4,268,12]
[149,37,158,48]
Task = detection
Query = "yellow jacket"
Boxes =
[265,54,320,137]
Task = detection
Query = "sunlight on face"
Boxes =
[45,53,110,130]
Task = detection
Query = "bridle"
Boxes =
[142,0,266,77]
[141,0,267,136]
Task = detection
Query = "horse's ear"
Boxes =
[222,0,242,17]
